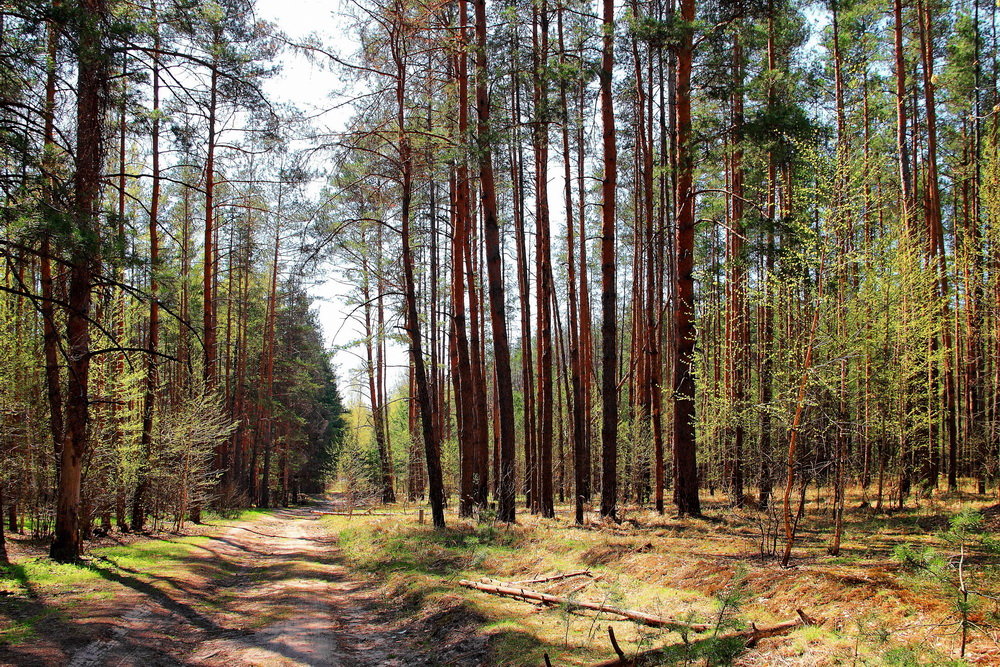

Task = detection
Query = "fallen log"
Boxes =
[313,510,413,516]
[473,578,549,605]
[457,580,710,631]
[476,574,592,600]
[508,570,592,586]
[592,609,818,666]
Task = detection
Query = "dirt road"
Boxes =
[5,503,480,666]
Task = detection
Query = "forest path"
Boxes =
[66,501,413,667]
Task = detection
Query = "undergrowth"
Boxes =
[323,502,988,665]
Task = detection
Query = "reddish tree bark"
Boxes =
[363,244,394,504]
[671,0,700,516]
[532,0,555,518]
[0,484,6,565]
[258,217,280,508]
[598,0,619,520]
[390,17,445,527]
[132,6,162,530]
[40,11,63,464]
[203,30,220,392]
[726,28,747,508]
[52,0,109,562]
[557,4,587,524]
[451,6,481,515]
[473,0,517,522]
[510,65,536,511]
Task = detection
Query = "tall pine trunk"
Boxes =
[558,5,586,524]
[598,0,619,520]
[392,24,445,528]
[132,6,161,530]
[473,0,517,522]
[671,0,700,516]
[532,0,555,518]
[40,11,63,468]
[52,0,109,562]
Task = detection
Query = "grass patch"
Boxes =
[880,645,969,666]
[2,558,103,590]
[203,507,273,524]
[96,535,209,570]
[0,608,61,644]
[323,513,733,664]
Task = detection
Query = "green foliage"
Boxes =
[625,11,684,50]
[894,508,998,658]
[274,282,348,492]
[697,568,751,666]
[880,646,968,667]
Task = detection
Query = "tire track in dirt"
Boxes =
[63,503,422,666]
[186,509,345,665]
[66,604,153,667]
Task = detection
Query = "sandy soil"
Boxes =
[3,502,481,666]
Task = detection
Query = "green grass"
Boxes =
[880,645,969,666]
[336,521,521,578]
[0,608,61,644]
[324,515,728,665]
[0,502,290,652]
[0,505,293,650]
[203,507,273,523]
[1,558,103,591]
[97,535,208,567]
[320,504,1000,666]
[1,532,218,646]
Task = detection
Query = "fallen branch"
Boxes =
[608,626,626,661]
[564,579,595,597]
[508,570,592,586]
[313,510,413,516]
[476,575,591,600]
[457,580,710,631]
[592,609,818,666]
[473,578,549,605]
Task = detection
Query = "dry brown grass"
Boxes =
[324,483,1000,665]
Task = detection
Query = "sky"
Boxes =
[253,0,410,402]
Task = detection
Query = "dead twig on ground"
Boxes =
[591,610,818,666]
[458,580,711,631]
[509,570,592,586]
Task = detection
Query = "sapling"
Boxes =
[893,507,1000,657]
[701,567,751,666]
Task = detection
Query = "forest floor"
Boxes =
[0,498,485,666]
[317,487,1000,666]
[3,489,1000,666]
